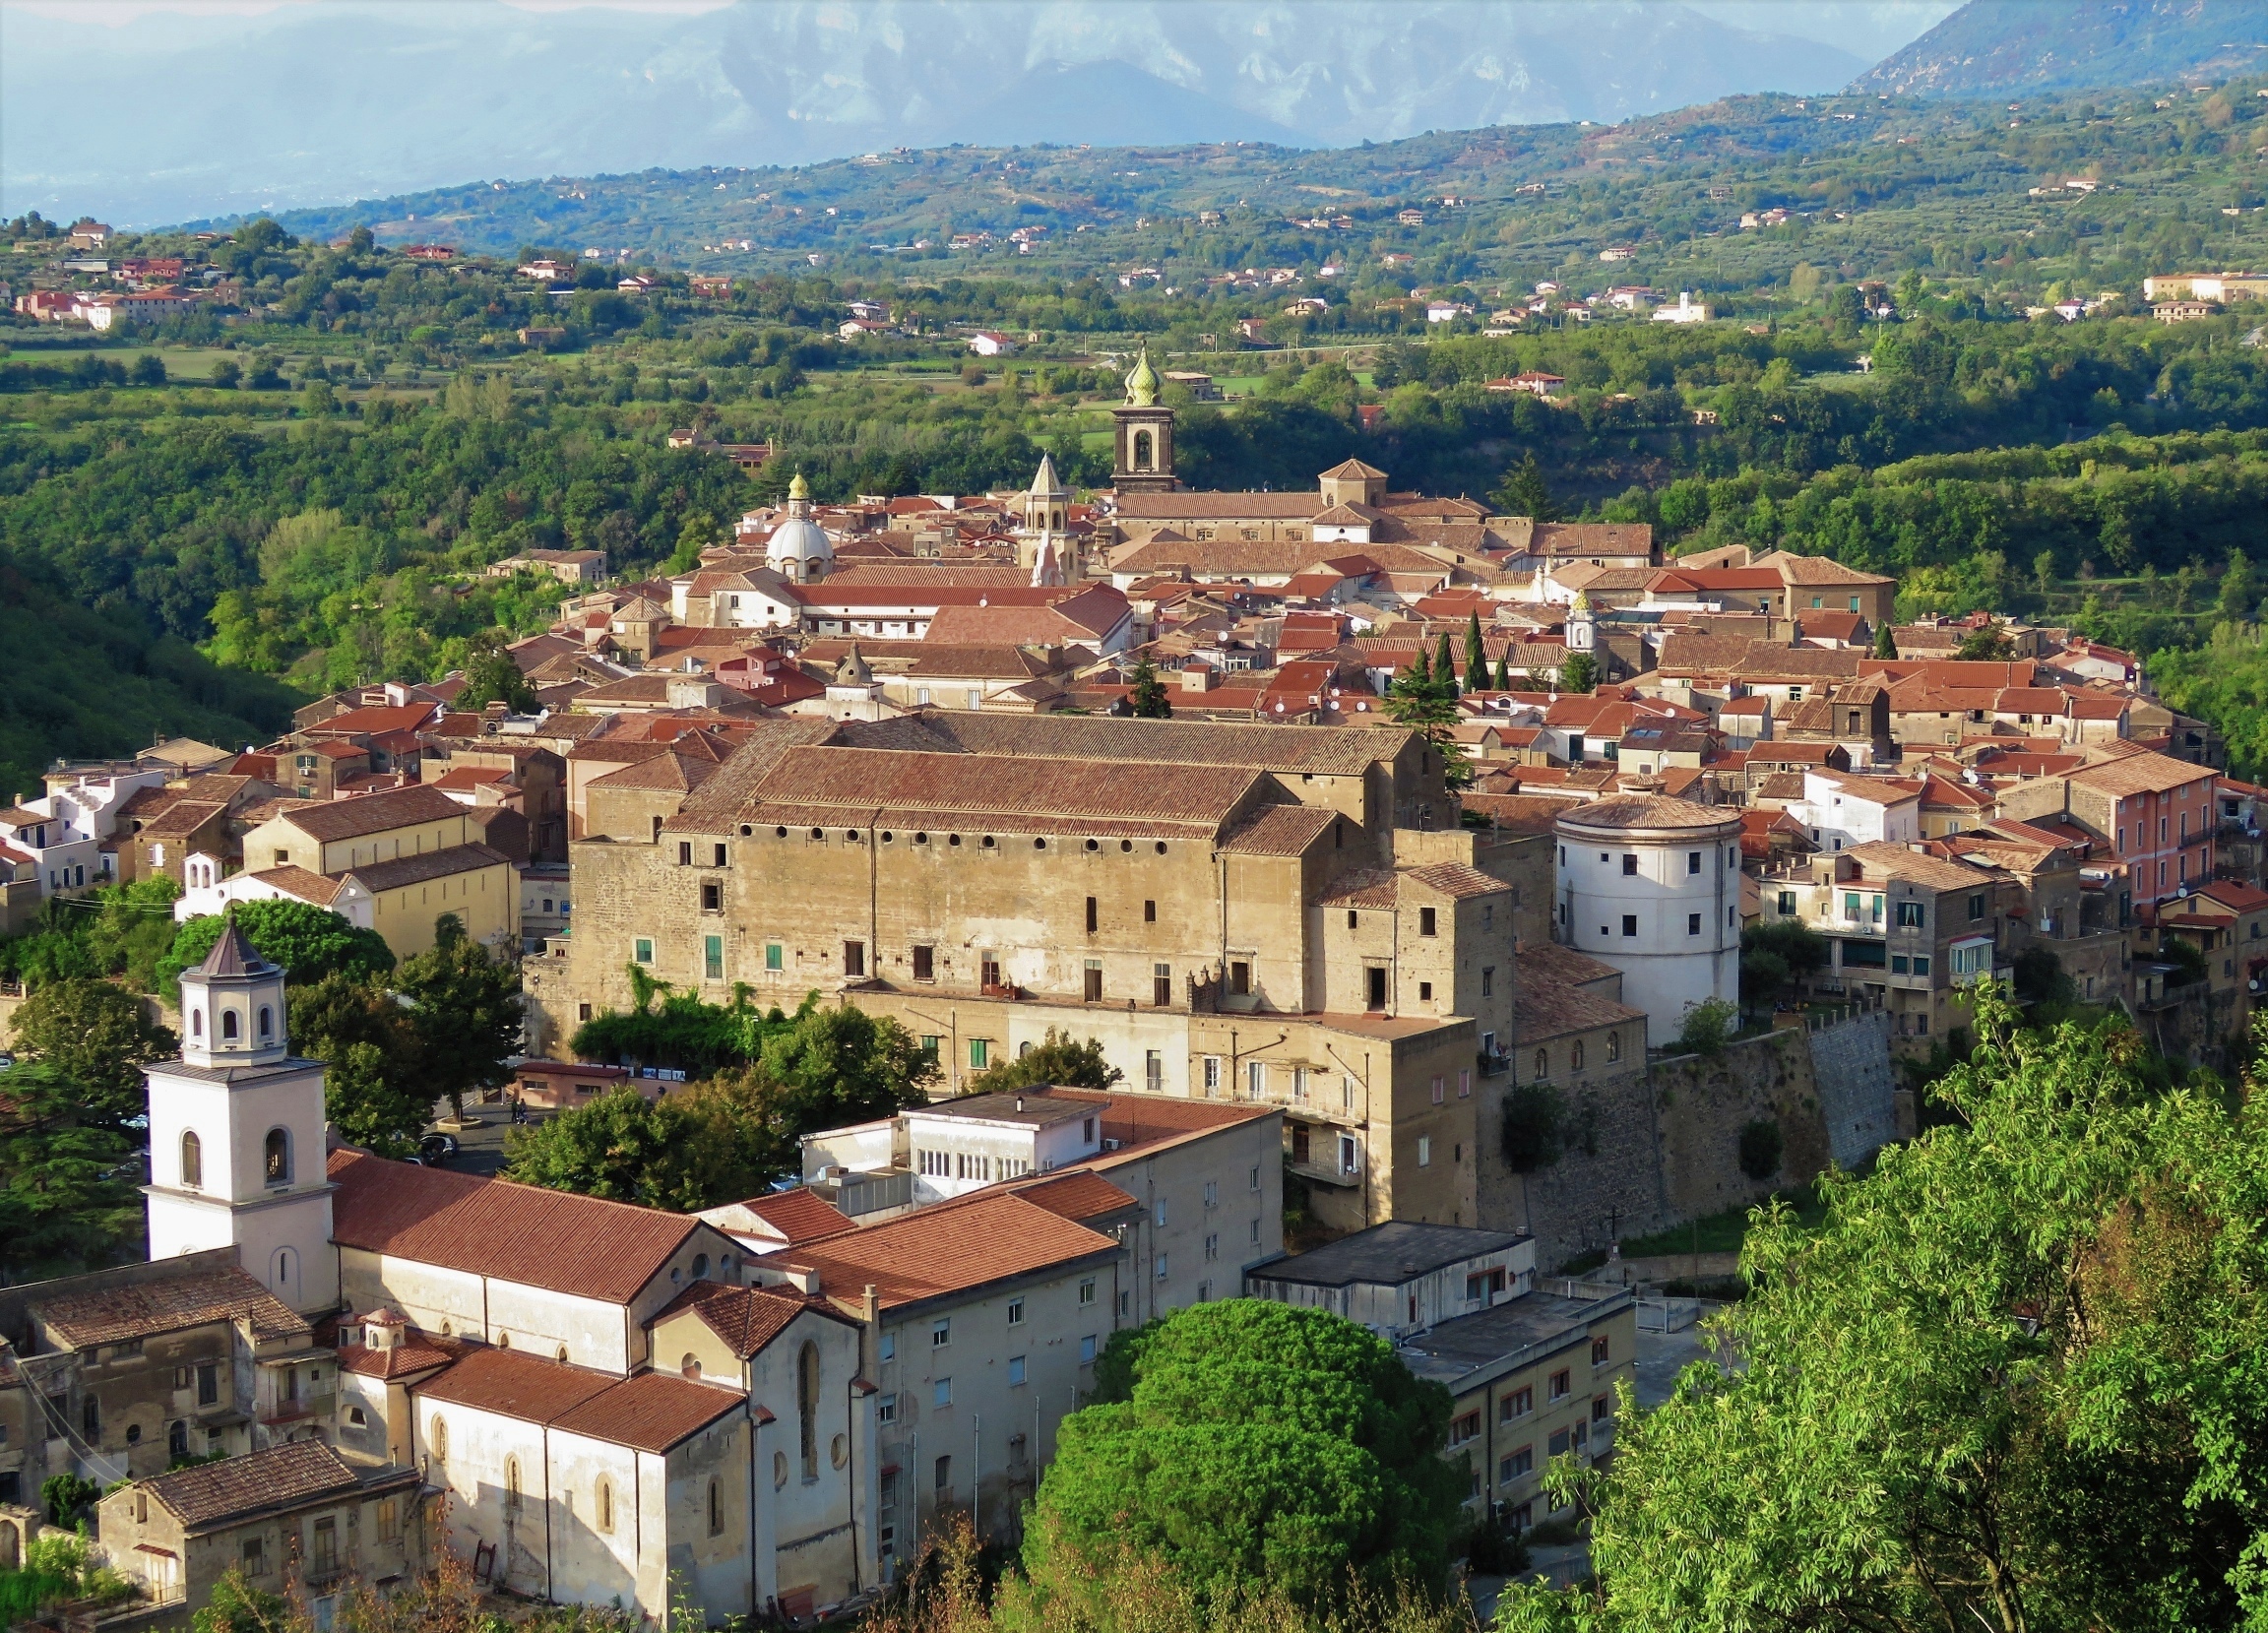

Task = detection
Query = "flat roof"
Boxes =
[1253,1221,1529,1288]
[1396,1290,1631,1392]
[909,1089,1093,1129]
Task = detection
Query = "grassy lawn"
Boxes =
[1616,1185,1831,1259]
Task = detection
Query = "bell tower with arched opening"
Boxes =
[144,912,339,1312]
[1109,346,1177,494]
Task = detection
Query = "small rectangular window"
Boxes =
[765,942,783,972]
[1008,1355,1026,1386]
[1621,914,1637,937]
[704,935,724,980]
[1079,1278,1097,1305]
[1229,960,1251,995]
[1084,960,1103,1002]
[1687,850,1701,874]
[701,881,722,911]
[1687,912,1702,935]
[677,842,693,865]
[1154,963,1171,1007]
[877,1393,898,1424]
[1144,899,1157,922]
[633,937,654,965]
[1080,1334,1098,1365]
[1621,853,1638,876]
[912,944,934,980]
[932,1318,951,1348]
[845,940,866,976]
[1549,1369,1571,1400]
[1418,906,1437,936]
[1418,1135,1432,1166]
[1007,1297,1025,1326]
[970,1038,990,1069]
[1480,966,1493,997]
[1085,896,1099,934]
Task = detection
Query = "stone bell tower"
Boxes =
[143,913,339,1313]
[1110,347,1177,494]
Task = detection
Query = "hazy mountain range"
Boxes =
[3,0,1957,225]
[1855,0,2268,98]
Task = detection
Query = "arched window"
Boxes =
[180,1130,203,1189]
[83,1397,99,1441]
[596,1478,614,1535]
[169,1419,189,1460]
[505,1457,523,1514]
[680,1353,702,1381]
[221,1009,239,1041]
[798,1341,821,1480]
[1132,429,1154,471]
[258,1005,274,1040]
[1572,1040,1586,1071]
[707,1478,723,1536]
[430,1416,448,1464]
[272,1246,297,1299]
[1534,1048,1548,1080]
[691,1253,709,1281]
[264,1128,290,1184]
[191,1008,203,1038]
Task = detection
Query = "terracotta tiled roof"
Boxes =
[781,1191,1119,1313]
[1556,796,1738,833]
[833,712,1416,779]
[733,1188,854,1243]
[720,745,1262,836]
[1008,1170,1140,1224]
[414,1344,616,1420]
[652,1280,852,1359]
[31,1266,307,1349]
[1839,841,2007,892]
[345,842,512,893]
[1217,803,1340,855]
[2069,752,2213,796]
[552,1369,744,1452]
[329,1150,702,1304]
[338,1335,461,1380]
[272,785,464,842]
[143,1440,369,1529]
[1757,551,1894,587]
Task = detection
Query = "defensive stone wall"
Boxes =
[1487,1009,1898,1271]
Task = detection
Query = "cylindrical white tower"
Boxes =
[1554,792,1743,1043]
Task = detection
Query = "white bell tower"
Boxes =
[1566,590,1596,653]
[144,912,339,1313]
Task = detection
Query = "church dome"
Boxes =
[765,471,833,582]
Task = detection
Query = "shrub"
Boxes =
[1674,997,1737,1057]
[1738,1117,1786,1182]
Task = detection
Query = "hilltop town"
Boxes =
[2,350,2255,1626]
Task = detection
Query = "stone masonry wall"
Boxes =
[1489,1012,1898,1271]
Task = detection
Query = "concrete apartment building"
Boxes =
[529,712,1526,1235]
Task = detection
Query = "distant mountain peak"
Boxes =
[1853,0,2268,97]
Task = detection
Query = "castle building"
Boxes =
[528,712,1535,1235]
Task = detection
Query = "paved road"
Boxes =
[427,1099,546,1178]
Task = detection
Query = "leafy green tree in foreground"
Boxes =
[158,899,394,999]
[1497,987,2268,1633]
[963,1028,1122,1096]
[1022,1300,1466,1622]
[1557,650,1599,695]
[1384,650,1471,787]
[0,1063,143,1280]
[398,913,521,1119]
[8,976,174,1122]
[507,999,933,1204]
[1127,658,1173,718]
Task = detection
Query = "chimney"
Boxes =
[862,1284,880,1326]
[1015,1096,1025,1112]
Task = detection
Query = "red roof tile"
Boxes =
[329,1150,701,1304]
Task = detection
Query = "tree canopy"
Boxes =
[507,997,934,1203]
[1022,1300,1466,1621]
[1497,989,2268,1633]
[158,900,394,998]
[963,1029,1123,1096]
